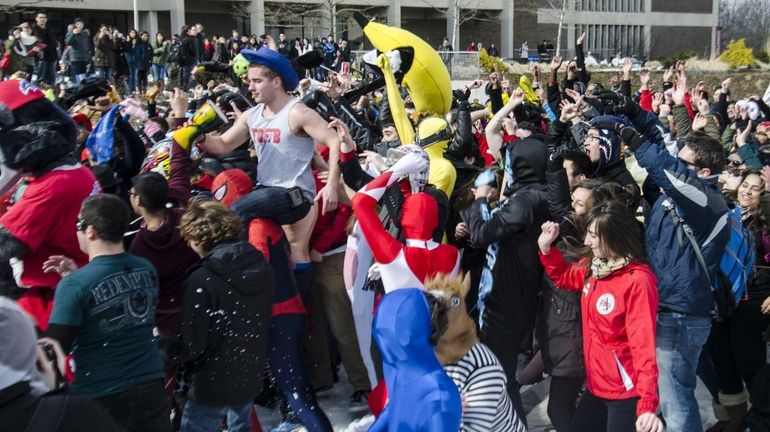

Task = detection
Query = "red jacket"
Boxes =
[539,248,659,417]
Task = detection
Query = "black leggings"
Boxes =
[548,376,583,431]
[569,391,638,432]
[709,298,770,398]
[268,313,332,432]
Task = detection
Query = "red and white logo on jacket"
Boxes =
[596,293,616,315]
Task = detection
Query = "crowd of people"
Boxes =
[2,9,770,432]
[1,12,355,94]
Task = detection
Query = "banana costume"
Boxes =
[354,12,451,144]
[354,13,456,198]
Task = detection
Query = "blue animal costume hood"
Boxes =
[371,288,461,432]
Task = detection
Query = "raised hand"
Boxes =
[509,88,525,106]
[692,113,708,131]
[736,121,753,147]
[559,100,580,123]
[639,68,651,88]
[551,55,563,71]
[663,65,675,83]
[538,221,560,253]
[652,92,663,113]
[576,32,586,45]
[622,58,633,79]
[170,87,189,118]
[672,71,687,106]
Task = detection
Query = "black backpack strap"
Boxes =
[24,393,69,432]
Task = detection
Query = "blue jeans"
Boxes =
[231,185,312,227]
[151,64,167,83]
[70,61,89,83]
[35,60,56,85]
[656,311,712,432]
[127,66,139,92]
[180,399,252,432]
[95,66,112,82]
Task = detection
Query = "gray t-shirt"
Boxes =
[247,99,316,201]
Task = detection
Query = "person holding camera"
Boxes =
[64,18,90,83]
[92,25,116,83]
[0,297,121,432]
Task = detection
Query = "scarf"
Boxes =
[591,256,630,279]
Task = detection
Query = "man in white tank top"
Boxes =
[198,47,341,311]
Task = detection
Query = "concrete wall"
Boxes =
[650,25,712,58]
[651,0,713,14]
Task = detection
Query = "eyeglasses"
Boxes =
[728,159,743,168]
[678,157,701,171]
[75,217,88,232]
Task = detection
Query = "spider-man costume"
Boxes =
[213,169,332,432]
[350,153,461,293]
[350,152,461,416]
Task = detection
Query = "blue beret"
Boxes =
[240,47,299,91]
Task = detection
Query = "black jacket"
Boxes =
[31,24,57,62]
[0,382,122,432]
[460,138,551,327]
[160,241,275,406]
[179,35,197,66]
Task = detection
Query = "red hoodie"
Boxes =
[539,248,659,417]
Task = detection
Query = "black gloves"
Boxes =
[595,90,641,119]
[547,146,569,173]
[591,118,646,152]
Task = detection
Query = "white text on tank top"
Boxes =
[247,99,316,200]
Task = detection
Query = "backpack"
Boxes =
[665,201,755,318]
[167,39,184,64]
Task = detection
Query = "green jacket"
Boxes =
[152,41,170,66]
[672,104,720,141]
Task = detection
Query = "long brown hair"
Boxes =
[577,201,647,265]
[564,181,640,254]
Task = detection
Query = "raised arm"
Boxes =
[291,103,341,215]
[485,89,524,161]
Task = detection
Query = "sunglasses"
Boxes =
[75,217,88,232]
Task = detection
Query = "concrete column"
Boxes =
[169,0,185,35]
[710,0,719,58]
[249,0,265,37]
[501,0,514,58]
[148,11,158,40]
[446,1,459,50]
[387,0,401,27]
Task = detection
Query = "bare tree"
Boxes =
[720,0,770,51]
[419,0,498,49]
[0,1,46,14]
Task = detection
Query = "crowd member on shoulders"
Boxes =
[199,47,341,321]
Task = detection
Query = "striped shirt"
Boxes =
[444,343,527,432]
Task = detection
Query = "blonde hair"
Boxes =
[179,199,243,253]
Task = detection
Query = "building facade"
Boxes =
[0,0,718,60]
